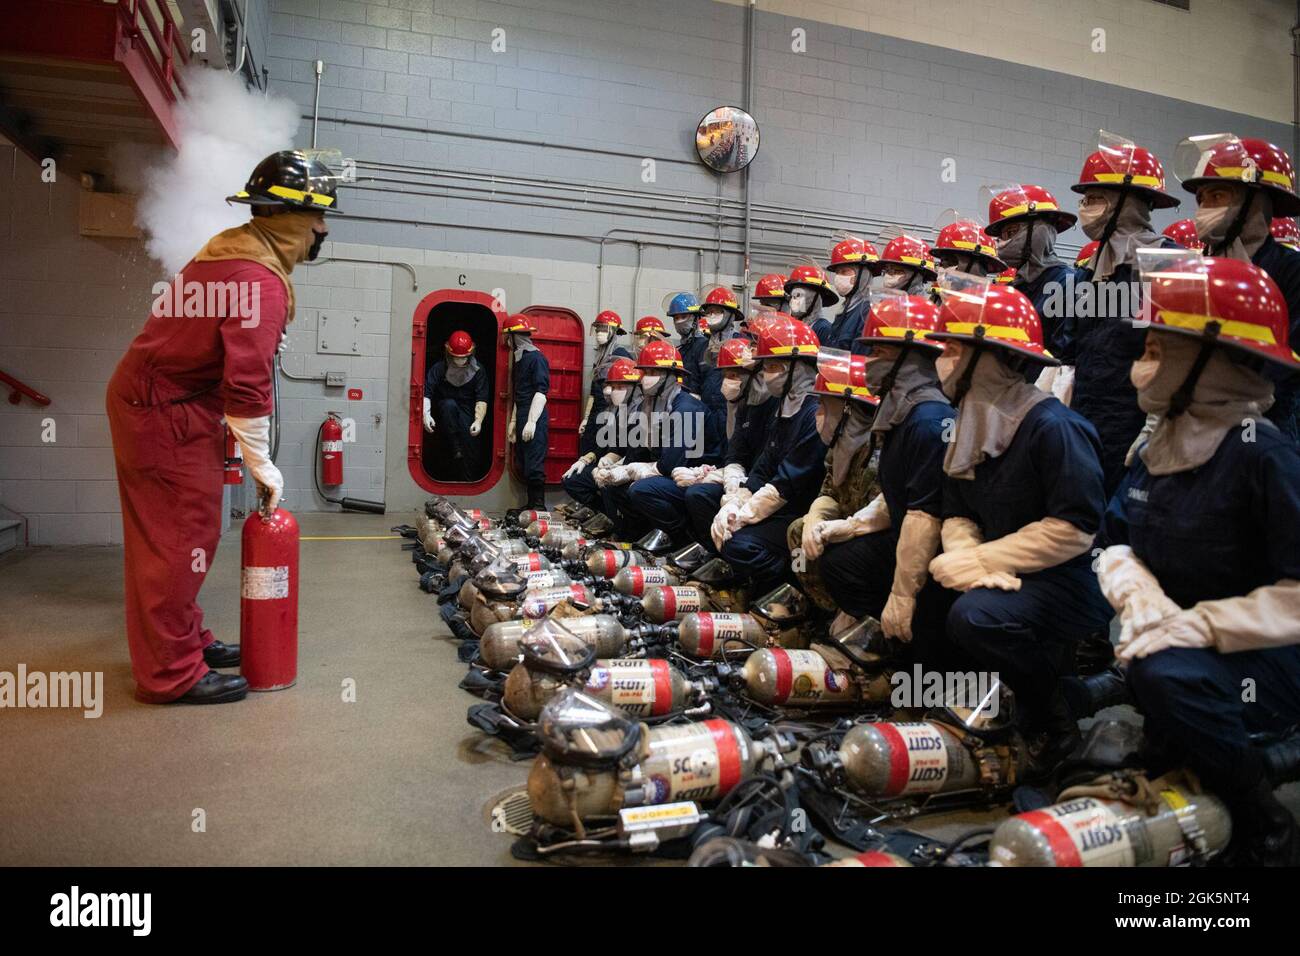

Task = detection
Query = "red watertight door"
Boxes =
[520,305,584,484]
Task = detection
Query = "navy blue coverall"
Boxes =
[425,359,489,482]
[512,348,550,485]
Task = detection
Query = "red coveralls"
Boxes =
[107,259,288,702]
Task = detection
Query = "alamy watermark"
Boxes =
[1041,274,1153,325]
[889,664,1001,717]
[594,406,706,460]
[1,665,103,718]
[151,277,262,328]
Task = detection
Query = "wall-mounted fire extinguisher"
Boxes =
[224,422,243,485]
[321,411,343,486]
[313,412,386,514]
[240,507,299,691]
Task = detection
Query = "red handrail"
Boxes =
[120,0,188,102]
[0,369,51,407]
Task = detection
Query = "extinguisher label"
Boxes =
[242,565,290,600]
[322,440,343,453]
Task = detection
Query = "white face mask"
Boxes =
[761,364,787,392]
[1078,201,1113,241]
[720,376,744,402]
[815,400,845,444]
[1130,336,1163,393]
[704,308,730,333]
[595,330,610,345]
[935,346,966,393]
[640,372,665,395]
[451,355,470,367]
[832,271,857,296]
[605,384,630,406]
[673,317,696,337]
[788,287,816,317]
[634,333,651,352]
[1195,204,1235,244]
[882,268,912,291]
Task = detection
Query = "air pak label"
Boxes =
[645,721,743,803]
[882,722,949,796]
[241,565,289,600]
[1021,798,1139,867]
[694,613,745,657]
[587,659,669,716]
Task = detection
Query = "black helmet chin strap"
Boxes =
[875,337,913,400]
[1093,189,1130,264]
[1167,326,1221,419]
[827,401,850,448]
[1208,189,1257,257]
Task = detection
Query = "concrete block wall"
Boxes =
[0,0,1294,543]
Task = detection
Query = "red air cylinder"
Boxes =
[240,508,299,691]
[321,412,344,486]
[224,424,243,485]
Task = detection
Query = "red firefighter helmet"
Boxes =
[828,235,880,269]
[814,349,878,405]
[716,336,756,370]
[858,294,944,353]
[702,285,744,319]
[984,183,1077,236]
[1135,251,1299,371]
[1175,135,1300,217]
[1271,217,1300,251]
[755,313,820,360]
[502,314,535,335]
[635,315,668,336]
[593,310,623,330]
[1072,134,1179,209]
[1161,219,1202,250]
[784,263,840,306]
[931,279,1058,365]
[635,338,685,371]
[754,273,788,302]
[446,330,475,357]
[994,266,1017,284]
[877,233,937,280]
[933,218,1004,273]
[1075,240,1099,268]
[603,356,642,384]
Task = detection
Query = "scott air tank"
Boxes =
[479,615,635,672]
[988,786,1231,867]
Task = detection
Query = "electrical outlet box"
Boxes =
[325,371,347,387]
[318,313,362,355]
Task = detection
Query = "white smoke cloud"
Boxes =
[115,67,301,275]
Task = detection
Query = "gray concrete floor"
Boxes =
[1,513,1293,865]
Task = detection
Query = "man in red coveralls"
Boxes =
[106,151,340,704]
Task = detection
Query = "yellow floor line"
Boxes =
[300,535,402,541]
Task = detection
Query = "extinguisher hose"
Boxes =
[314,419,387,514]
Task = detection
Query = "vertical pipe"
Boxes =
[1293,1,1299,167]
[312,60,324,148]
[741,0,755,312]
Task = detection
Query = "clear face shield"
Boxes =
[536,687,641,768]
[519,618,598,676]
[472,556,530,601]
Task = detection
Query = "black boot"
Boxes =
[1022,690,1082,783]
[1262,731,1300,786]
[174,670,248,705]
[1061,664,1131,720]
[1227,777,1300,866]
[202,639,240,668]
[1073,629,1115,677]
[527,480,548,510]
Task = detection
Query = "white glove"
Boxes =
[801,519,830,562]
[226,415,283,515]
[672,465,716,488]
[1118,608,1214,661]
[881,511,943,641]
[929,547,993,592]
[881,594,915,641]
[699,466,726,485]
[604,465,633,486]
[278,330,289,353]
[422,397,435,433]
[624,462,661,481]
[593,466,616,488]
[470,401,486,437]
[597,452,623,468]
[579,416,589,434]
[733,483,785,528]
[522,392,546,443]
[721,462,747,497]
[711,500,743,550]
[563,455,594,480]
[1097,545,1180,646]
[842,494,891,538]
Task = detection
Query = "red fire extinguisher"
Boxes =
[321,412,343,486]
[224,423,243,485]
[240,508,299,691]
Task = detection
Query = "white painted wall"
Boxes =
[720,0,1296,125]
